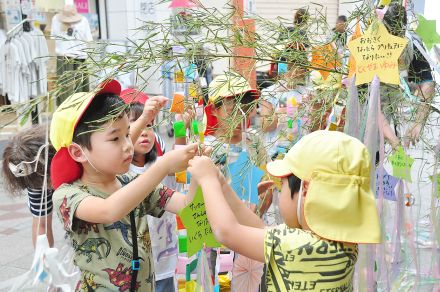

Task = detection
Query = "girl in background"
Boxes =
[2,125,56,247]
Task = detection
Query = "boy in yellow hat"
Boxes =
[187,130,381,291]
[50,79,200,291]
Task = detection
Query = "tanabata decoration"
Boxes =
[174,71,185,83]
[388,146,414,182]
[169,0,196,8]
[348,22,362,78]
[311,43,341,80]
[178,187,221,257]
[227,151,264,205]
[173,121,186,138]
[429,174,440,198]
[416,15,440,51]
[231,254,264,291]
[347,22,407,85]
[170,93,185,114]
[379,0,391,6]
[376,168,398,201]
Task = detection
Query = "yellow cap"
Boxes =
[266,130,381,244]
[208,72,257,103]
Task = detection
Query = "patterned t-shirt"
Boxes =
[264,224,358,292]
[53,173,175,291]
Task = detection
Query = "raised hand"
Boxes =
[187,156,219,184]
[141,96,168,124]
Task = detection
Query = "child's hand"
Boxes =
[176,109,195,129]
[141,96,168,124]
[187,156,218,184]
[257,181,274,216]
[163,143,198,173]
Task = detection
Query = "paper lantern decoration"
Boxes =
[170,93,185,114]
[173,121,186,138]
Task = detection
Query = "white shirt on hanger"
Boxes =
[31,29,50,96]
[4,42,22,103]
[22,32,39,97]
[50,14,93,59]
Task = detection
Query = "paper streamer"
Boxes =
[363,76,381,185]
[344,77,361,139]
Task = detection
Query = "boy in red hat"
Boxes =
[50,80,200,291]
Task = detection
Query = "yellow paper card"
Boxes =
[175,71,184,83]
[379,0,391,6]
[348,21,362,78]
[347,22,408,85]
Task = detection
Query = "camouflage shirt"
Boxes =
[53,173,175,291]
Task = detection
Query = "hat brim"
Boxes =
[266,159,292,178]
[120,89,149,105]
[51,147,82,189]
[210,89,260,104]
[59,14,82,24]
[73,79,122,129]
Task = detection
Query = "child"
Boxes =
[188,130,381,291]
[50,79,199,291]
[120,88,177,292]
[2,125,56,248]
[204,71,259,149]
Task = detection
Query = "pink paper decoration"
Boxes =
[169,0,196,8]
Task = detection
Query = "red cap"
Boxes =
[120,89,149,105]
[204,92,259,136]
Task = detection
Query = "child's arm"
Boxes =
[130,96,168,144]
[188,156,265,263]
[217,170,266,229]
[162,176,198,214]
[74,143,198,223]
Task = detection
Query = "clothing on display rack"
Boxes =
[0,20,49,104]
[51,4,93,105]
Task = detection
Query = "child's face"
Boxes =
[84,114,134,175]
[129,113,156,155]
[213,99,251,144]
[279,178,301,229]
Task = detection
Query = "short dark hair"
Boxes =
[72,93,128,150]
[337,15,347,23]
[294,8,309,25]
[287,174,302,198]
[383,3,407,37]
[128,102,159,163]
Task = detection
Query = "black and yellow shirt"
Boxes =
[264,224,358,291]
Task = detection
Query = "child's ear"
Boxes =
[211,106,220,118]
[68,143,88,163]
[302,181,310,197]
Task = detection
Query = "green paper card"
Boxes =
[388,146,414,182]
[429,174,440,198]
[416,15,440,50]
[178,187,221,256]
